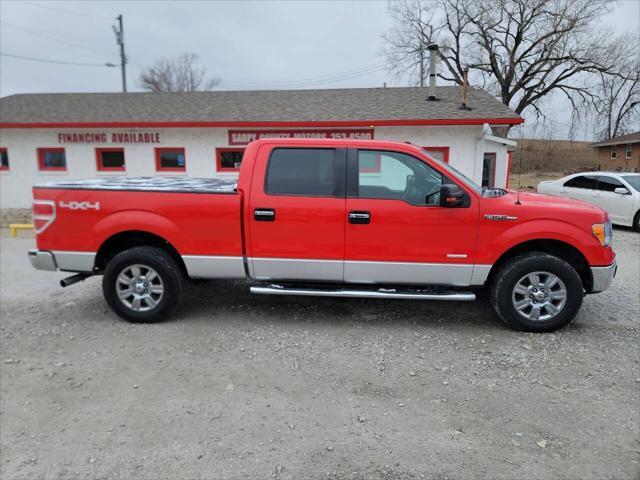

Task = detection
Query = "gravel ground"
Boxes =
[1,229,638,480]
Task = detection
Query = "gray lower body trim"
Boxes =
[248,257,492,287]
[51,251,96,272]
[469,264,492,286]
[28,249,57,271]
[344,260,475,286]
[182,255,246,279]
[590,262,617,293]
[251,257,343,282]
[28,250,95,272]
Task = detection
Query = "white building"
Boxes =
[0,86,521,209]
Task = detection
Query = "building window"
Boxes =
[610,145,616,159]
[38,148,67,171]
[423,146,450,163]
[216,148,245,172]
[96,148,125,172]
[0,148,8,171]
[482,152,496,187]
[155,147,185,172]
[625,144,632,159]
[359,152,381,173]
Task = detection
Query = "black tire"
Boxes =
[102,246,183,323]
[633,211,640,232]
[490,252,584,332]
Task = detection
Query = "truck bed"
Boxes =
[34,177,238,194]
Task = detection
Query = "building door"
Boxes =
[482,152,496,187]
[248,146,347,281]
[344,148,479,286]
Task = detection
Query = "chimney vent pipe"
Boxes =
[426,43,439,101]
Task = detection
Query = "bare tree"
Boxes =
[382,0,626,127]
[139,53,220,92]
[587,38,640,140]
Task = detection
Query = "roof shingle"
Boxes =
[0,86,521,125]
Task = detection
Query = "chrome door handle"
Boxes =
[349,211,370,224]
[254,208,275,221]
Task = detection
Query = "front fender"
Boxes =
[477,218,614,266]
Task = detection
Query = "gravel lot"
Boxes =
[1,229,638,480]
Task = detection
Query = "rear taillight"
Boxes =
[32,199,56,234]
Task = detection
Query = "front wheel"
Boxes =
[102,246,183,323]
[490,253,584,332]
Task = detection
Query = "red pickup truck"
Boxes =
[29,138,616,332]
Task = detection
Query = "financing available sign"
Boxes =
[228,129,374,146]
[57,132,162,144]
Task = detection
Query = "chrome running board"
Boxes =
[250,285,475,301]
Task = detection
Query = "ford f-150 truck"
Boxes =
[29,138,616,332]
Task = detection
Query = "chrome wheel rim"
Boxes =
[116,264,164,312]
[512,271,567,322]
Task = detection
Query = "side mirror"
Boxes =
[439,184,469,207]
[614,187,630,195]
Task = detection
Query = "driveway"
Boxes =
[1,229,638,479]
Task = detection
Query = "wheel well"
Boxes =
[95,231,186,274]
[487,239,592,291]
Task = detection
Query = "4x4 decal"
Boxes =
[59,200,100,211]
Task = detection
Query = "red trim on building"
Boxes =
[0,117,524,129]
[37,147,67,171]
[506,151,512,189]
[0,148,8,171]
[423,146,450,163]
[216,147,245,172]
[155,147,186,172]
[95,147,126,172]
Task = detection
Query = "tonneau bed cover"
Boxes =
[34,177,238,194]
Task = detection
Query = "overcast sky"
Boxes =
[1,0,638,139]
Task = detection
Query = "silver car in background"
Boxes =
[537,172,640,230]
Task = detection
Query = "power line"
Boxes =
[23,1,114,20]
[219,63,388,89]
[1,21,117,58]
[0,52,114,67]
[221,62,386,86]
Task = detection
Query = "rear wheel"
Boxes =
[490,253,583,332]
[102,246,183,323]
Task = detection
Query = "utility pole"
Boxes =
[112,14,127,92]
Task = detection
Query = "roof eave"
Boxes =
[589,139,640,148]
[0,117,524,129]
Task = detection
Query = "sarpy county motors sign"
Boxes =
[228,129,374,146]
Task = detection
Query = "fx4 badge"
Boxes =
[59,200,100,211]
[484,214,517,221]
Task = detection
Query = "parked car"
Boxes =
[29,139,616,332]
[537,172,640,230]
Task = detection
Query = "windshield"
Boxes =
[422,149,482,194]
[622,175,640,192]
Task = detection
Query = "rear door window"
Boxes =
[563,175,597,189]
[265,148,336,196]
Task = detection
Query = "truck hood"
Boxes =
[482,190,608,224]
[504,190,603,212]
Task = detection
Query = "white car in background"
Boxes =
[537,172,640,230]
